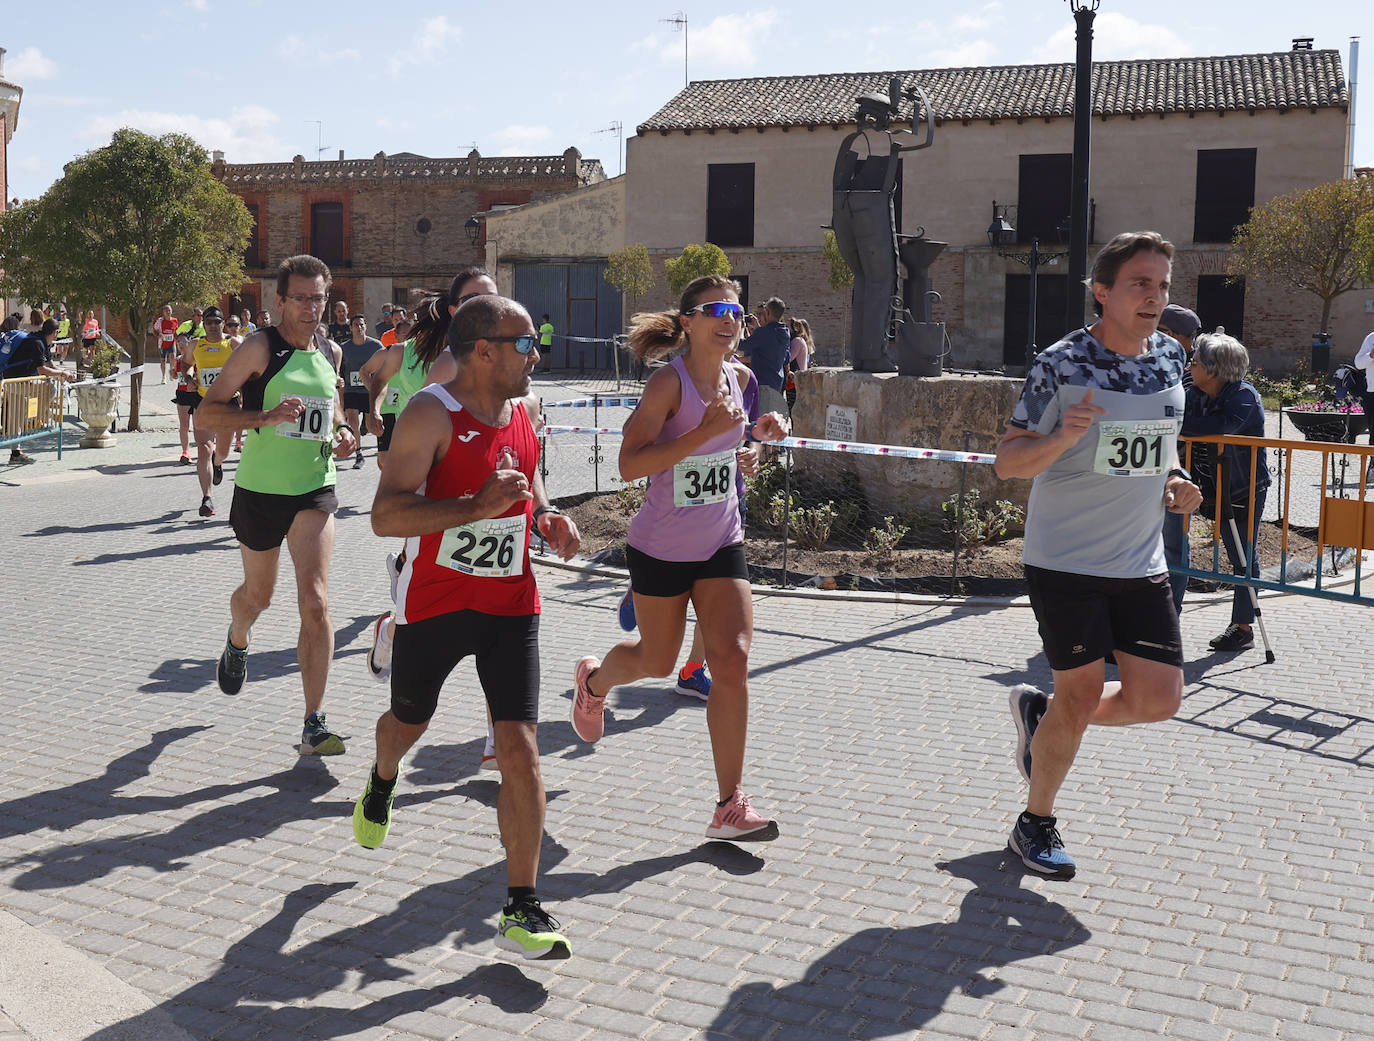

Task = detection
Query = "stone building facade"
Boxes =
[626,47,1360,373]
[211,147,604,322]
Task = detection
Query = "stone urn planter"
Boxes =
[73,382,120,448]
[1282,407,1367,444]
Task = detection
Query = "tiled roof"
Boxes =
[217,153,605,186]
[637,50,1347,133]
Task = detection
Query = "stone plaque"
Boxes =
[825,404,858,442]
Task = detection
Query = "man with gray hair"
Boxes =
[994,231,1202,881]
[356,294,582,962]
[1180,330,1269,652]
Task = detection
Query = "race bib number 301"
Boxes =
[438,514,527,577]
[276,395,334,441]
[673,449,736,507]
[1094,420,1176,476]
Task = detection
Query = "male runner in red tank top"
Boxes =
[354,295,581,961]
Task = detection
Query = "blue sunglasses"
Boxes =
[683,301,744,320]
[462,334,539,354]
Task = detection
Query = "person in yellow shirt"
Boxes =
[188,307,236,517]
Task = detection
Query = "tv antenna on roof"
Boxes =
[305,120,328,160]
[660,12,687,88]
[594,121,623,176]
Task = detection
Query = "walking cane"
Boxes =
[1220,496,1276,664]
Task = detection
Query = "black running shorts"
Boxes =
[342,389,370,413]
[229,485,339,552]
[625,542,750,598]
[390,610,541,726]
[173,389,200,410]
[1024,565,1183,671]
[377,412,397,452]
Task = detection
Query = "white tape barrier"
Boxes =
[64,364,150,390]
[544,397,642,409]
[541,425,996,465]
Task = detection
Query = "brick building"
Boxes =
[1,48,22,319]
[211,146,604,323]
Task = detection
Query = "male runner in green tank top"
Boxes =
[197,254,360,755]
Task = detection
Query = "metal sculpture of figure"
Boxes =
[830,79,941,373]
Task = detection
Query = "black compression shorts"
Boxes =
[390,610,541,726]
[1024,565,1183,671]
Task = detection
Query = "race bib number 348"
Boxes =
[673,449,736,507]
[276,395,334,441]
[1094,420,1176,476]
[438,514,527,577]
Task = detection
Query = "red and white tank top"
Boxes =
[395,385,542,624]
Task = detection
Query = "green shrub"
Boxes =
[942,491,1025,549]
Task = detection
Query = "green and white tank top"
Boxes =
[379,338,426,416]
[235,327,339,495]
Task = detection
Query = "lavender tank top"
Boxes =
[627,356,745,561]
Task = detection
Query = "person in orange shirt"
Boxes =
[379,310,410,347]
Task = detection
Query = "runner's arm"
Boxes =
[618,366,736,480]
[196,334,301,429]
[994,389,1106,480]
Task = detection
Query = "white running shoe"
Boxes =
[481,723,498,771]
[385,552,400,605]
[368,613,394,683]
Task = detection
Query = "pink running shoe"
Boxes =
[570,656,605,742]
[706,789,779,842]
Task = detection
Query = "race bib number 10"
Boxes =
[1093,419,1175,476]
[277,395,334,441]
[438,514,527,577]
[673,449,736,507]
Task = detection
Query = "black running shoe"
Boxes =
[1210,624,1254,652]
[1009,684,1048,784]
[199,495,215,517]
[217,629,248,695]
[212,461,224,485]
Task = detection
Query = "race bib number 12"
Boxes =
[277,395,334,441]
[438,514,527,577]
[1094,419,1175,476]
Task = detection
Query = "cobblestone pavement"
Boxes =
[2,378,1372,1041]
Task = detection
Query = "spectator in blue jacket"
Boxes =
[738,296,790,416]
[1181,330,1269,653]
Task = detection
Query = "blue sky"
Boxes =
[3,0,1369,201]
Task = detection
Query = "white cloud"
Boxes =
[80,105,286,163]
[1033,13,1190,63]
[645,11,781,71]
[494,124,553,154]
[16,156,47,173]
[5,46,59,81]
[388,15,462,76]
[930,40,998,68]
[187,0,209,10]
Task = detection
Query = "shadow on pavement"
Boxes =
[83,834,761,1040]
[28,509,185,537]
[706,850,1091,1039]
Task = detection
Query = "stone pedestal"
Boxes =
[789,368,1031,513]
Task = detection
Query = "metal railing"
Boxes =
[1177,433,1373,606]
[0,377,65,458]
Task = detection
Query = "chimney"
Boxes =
[0,47,7,76]
[1292,37,1314,51]
[338,149,344,160]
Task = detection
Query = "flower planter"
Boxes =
[73,382,120,448]
[1282,408,1367,444]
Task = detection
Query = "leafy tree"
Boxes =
[1229,178,1374,336]
[0,129,252,429]
[823,229,854,290]
[603,242,656,317]
[664,243,731,297]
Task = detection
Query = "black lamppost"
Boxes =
[989,203,1067,372]
[1064,0,1099,337]
[464,215,481,245]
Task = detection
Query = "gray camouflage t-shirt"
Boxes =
[1009,327,1186,578]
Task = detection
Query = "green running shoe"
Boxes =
[496,898,570,961]
[352,765,397,848]
[300,711,345,756]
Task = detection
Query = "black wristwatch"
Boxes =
[533,505,561,522]
[1167,467,1192,483]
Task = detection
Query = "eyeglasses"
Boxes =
[683,301,744,320]
[462,334,539,354]
[285,294,329,307]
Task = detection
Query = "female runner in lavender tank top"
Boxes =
[570,275,789,841]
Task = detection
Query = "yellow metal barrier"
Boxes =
[1178,433,1372,605]
[0,377,65,459]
